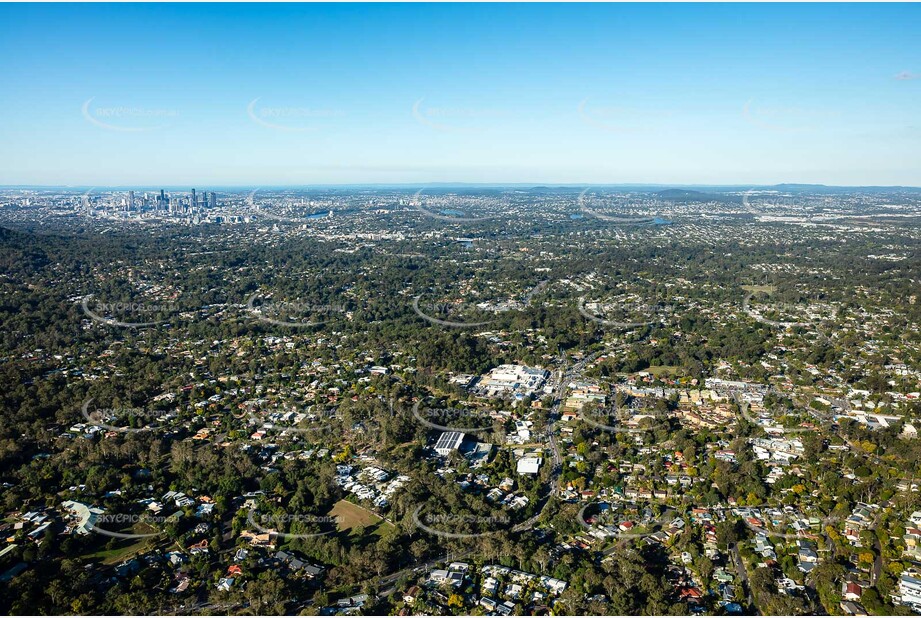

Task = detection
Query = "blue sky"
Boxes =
[0,3,919,186]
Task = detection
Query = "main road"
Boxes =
[730,542,759,614]
[515,351,606,531]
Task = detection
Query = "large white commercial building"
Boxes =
[478,364,549,397]
[517,456,542,475]
[434,431,466,456]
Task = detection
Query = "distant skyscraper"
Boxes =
[209,192,216,208]
[128,190,135,211]
[159,189,166,211]
[191,188,196,208]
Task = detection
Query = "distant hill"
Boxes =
[771,184,828,191]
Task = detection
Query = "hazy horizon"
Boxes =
[4,181,921,191]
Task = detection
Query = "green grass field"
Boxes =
[328,499,394,536]
[79,519,167,565]
[81,536,158,565]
